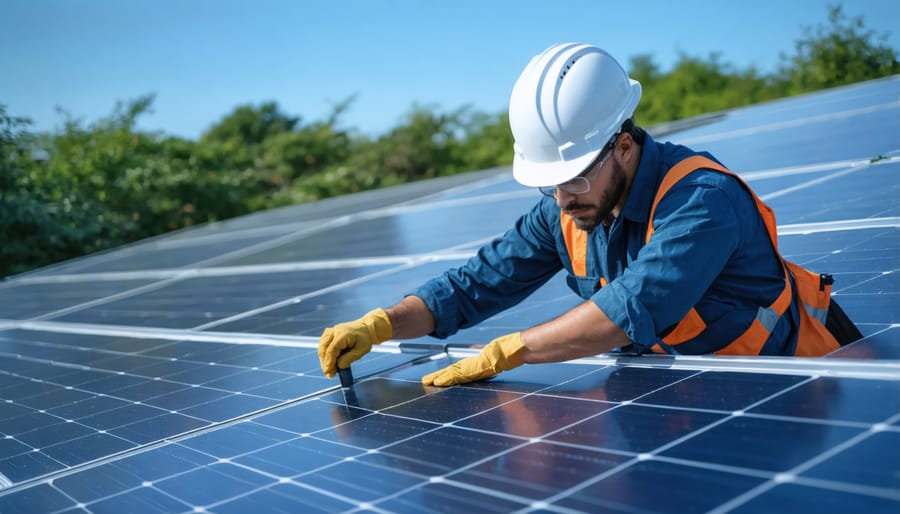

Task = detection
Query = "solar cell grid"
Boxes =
[213,193,534,268]
[208,260,469,335]
[2,360,896,513]
[764,162,900,223]
[828,325,900,359]
[0,78,898,513]
[48,264,396,329]
[0,279,159,320]
[669,77,900,173]
[35,230,293,276]
[0,330,429,486]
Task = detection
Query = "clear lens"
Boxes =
[539,176,591,197]
[537,140,613,198]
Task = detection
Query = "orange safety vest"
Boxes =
[561,155,840,356]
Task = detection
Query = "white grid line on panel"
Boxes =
[3,319,898,381]
[3,253,478,286]
[676,99,900,146]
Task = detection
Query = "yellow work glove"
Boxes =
[318,308,393,379]
[421,332,526,387]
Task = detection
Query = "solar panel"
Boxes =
[1,76,898,513]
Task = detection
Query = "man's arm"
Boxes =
[385,295,436,339]
[521,299,629,363]
[320,199,561,380]
[421,300,631,387]
[389,293,631,356]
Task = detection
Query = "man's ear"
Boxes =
[615,131,634,160]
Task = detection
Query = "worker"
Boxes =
[318,43,862,387]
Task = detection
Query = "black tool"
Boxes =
[338,366,354,388]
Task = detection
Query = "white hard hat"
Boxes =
[509,43,642,187]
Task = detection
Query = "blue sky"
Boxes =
[2,0,898,140]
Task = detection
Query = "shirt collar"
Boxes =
[619,132,663,224]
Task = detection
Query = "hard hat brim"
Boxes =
[512,147,602,188]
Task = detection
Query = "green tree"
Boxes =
[777,4,900,94]
[633,52,777,124]
[453,111,513,171]
[0,105,114,277]
[0,96,268,279]
[199,99,357,208]
[202,101,299,147]
[628,54,662,94]
[372,105,466,181]
[288,105,511,202]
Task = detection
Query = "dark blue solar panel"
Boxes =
[214,195,534,267]
[778,226,900,334]
[669,77,900,172]
[660,416,865,471]
[36,230,295,276]
[828,325,900,359]
[728,483,900,514]
[2,359,894,512]
[0,329,433,485]
[50,264,396,329]
[749,376,900,422]
[764,161,900,224]
[552,459,768,513]
[210,260,468,335]
[0,279,158,320]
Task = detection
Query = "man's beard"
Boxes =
[564,158,628,231]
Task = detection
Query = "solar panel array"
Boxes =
[1,76,898,513]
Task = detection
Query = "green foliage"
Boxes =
[630,5,898,125]
[776,4,900,94]
[633,52,779,124]
[202,101,299,147]
[454,112,515,171]
[2,3,897,278]
[351,105,465,182]
[0,106,115,277]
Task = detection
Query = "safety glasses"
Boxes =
[539,141,615,198]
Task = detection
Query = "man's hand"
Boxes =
[421,332,526,387]
[318,308,393,379]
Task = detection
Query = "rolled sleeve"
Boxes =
[409,276,460,338]
[409,200,562,339]
[593,278,659,347]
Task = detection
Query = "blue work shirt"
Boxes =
[410,133,800,355]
